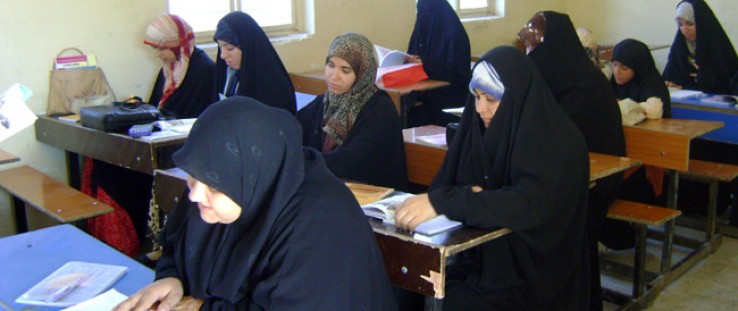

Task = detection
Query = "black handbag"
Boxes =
[80,100,163,133]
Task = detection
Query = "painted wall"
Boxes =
[1,0,736,236]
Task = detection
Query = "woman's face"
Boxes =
[153,47,177,65]
[218,40,243,70]
[677,18,697,42]
[187,176,242,224]
[611,61,635,85]
[325,56,356,95]
[473,88,501,128]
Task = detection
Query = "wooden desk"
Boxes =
[34,116,186,187]
[0,224,153,310]
[0,149,20,165]
[402,125,641,186]
[151,167,510,308]
[293,71,450,117]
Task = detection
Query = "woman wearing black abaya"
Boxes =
[396,46,590,310]
[520,11,625,311]
[663,0,738,95]
[114,97,396,311]
[213,12,296,113]
[297,33,407,190]
[405,0,471,127]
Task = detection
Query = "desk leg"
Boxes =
[706,180,718,242]
[633,225,647,298]
[661,170,679,274]
[12,196,28,233]
[424,296,443,311]
[66,151,80,190]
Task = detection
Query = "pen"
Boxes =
[45,277,83,303]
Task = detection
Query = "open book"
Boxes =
[374,45,412,67]
[361,194,463,236]
[16,261,128,307]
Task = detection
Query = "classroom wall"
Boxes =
[1,0,737,236]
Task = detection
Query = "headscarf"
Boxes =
[144,14,195,108]
[611,38,672,117]
[213,12,296,114]
[431,46,590,307]
[171,96,304,302]
[322,33,377,149]
[663,0,738,94]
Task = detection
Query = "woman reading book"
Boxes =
[394,46,591,310]
[297,33,407,190]
[114,97,396,311]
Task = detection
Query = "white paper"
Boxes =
[0,83,37,142]
[374,45,412,67]
[669,89,703,99]
[442,107,464,117]
[61,289,128,311]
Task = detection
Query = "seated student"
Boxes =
[213,11,296,114]
[113,97,397,311]
[405,0,471,127]
[395,46,590,310]
[145,13,216,119]
[297,33,407,190]
[519,11,625,311]
[663,0,738,95]
[603,38,673,249]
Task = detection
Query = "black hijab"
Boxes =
[430,46,590,308]
[162,97,396,310]
[663,0,738,95]
[213,12,296,114]
[611,38,672,117]
[527,11,625,158]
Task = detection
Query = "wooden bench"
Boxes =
[607,199,682,301]
[0,165,113,233]
[679,159,738,244]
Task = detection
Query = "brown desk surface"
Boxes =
[0,149,20,165]
[627,118,723,139]
[35,116,186,175]
[402,125,642,184]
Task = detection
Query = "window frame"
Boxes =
[168,0,305,44]
[447,0,502,19]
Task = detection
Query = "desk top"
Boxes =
[35,116,186,175]
[0,224,153,310]
[672,99,738,116]
[402,125,641,183]
[0,149,20,165]
[626,118,723,139]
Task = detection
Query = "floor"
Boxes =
[600,226,738,311]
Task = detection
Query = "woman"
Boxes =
[145,13,216,119]
[663,0,738,95]
[396,46,590,310]
[213,11,296,113]
[405,0,471,127]
[519,11,625,311]
[114,97,397,311]
[297,33,407,190]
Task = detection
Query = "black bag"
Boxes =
[80,101,162,133]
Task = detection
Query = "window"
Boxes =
[168,0,305,43]
[446,0,504,19]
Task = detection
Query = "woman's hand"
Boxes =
[171,296,204,311]
[405,55,422,64]
[665,81,682,89]
[113,277,184,311]
[395,194,438,230]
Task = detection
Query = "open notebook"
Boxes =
[360,193,462,236]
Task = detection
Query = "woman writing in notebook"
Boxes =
[395,46,591,310]
[297,33,407,190]
[114,97,396,311]
[213,11,296,113]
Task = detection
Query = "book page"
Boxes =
[16,261,128,307]
[61,289,128,311]
[361,193,414,224]
[374,45,411,67]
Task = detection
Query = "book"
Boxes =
[669,89,703,99]
[361,194,463,236]
[60,288,128,311]
[55,54,98,70]
[374,45,412,68]
[15,261,128,307]
[345,182,394,205]
[416,133,447,146]
[699,94,738,107]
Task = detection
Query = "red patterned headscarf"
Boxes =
[144,14,195,108]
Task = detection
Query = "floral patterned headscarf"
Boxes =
[144,14,195,108]
[322,33,378,149]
